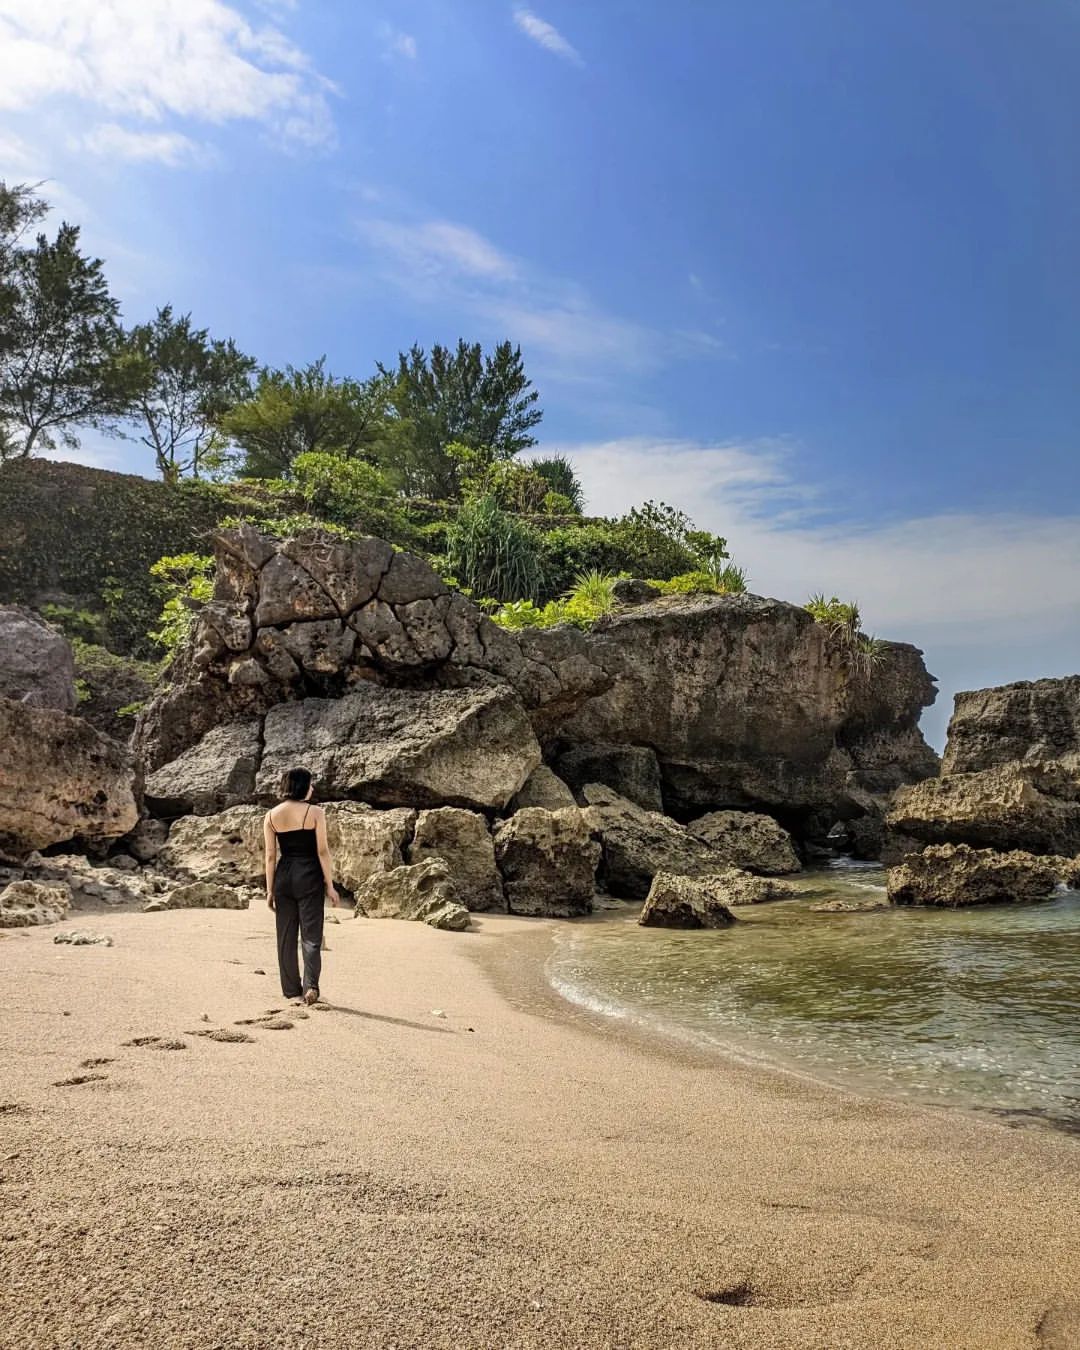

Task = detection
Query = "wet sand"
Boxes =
[1,903,1078,1349]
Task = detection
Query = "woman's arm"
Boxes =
[263,813,277,908]
[314,808,339,907]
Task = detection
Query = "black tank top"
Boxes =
[271,804,320,860]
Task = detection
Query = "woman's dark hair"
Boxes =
[281,767,314,801]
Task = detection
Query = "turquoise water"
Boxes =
[547,862,1080,1132]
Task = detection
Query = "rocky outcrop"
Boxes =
[144,882,248,912]
[159,805,264,886]
[0,606,76,711]
[144,720,262,817]
[492,808,599,917]
[887,762,1080,857]
[942,676,1080,776]
[135,526,610,772]
[257,683,539,812]
[886,843,1066,907]
[579,784,727,900]
[323,803,415,894]
[407,808,503,913]
[354,858,470,931]
[509,765,576,812]
[0,697,138,856]
[687,810,801,875]
[638,872,736,928]
[555,743,663,812]
[0,879,71,927]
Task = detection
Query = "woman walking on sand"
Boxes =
[263,768,340,1005]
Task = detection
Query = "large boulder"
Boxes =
[0,697,138,856]
[887,762,1080,857]
[492,808,600,917]
[886,843,1064,908]
[0,879,71,927]
[555,743,664,812]
[323,803,415,894]
[509,765,577,812]
[354,858,470,931]
[407,807,503,913]
[704,866,800,906]
[687,810,801,875]
[579,784,727,900]
[145,882,248,912]
[158,805,265,886]
[144,720,262,818]
[0,606,76,712]
[257,683,541,813]
[942,676,1080,776]
[638,873,736,928]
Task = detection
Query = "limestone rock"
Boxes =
[887,762,1080,857]
[942,675,1080,776]
[492,808,599,917]
[407,807,503,912]
[121,817,170,864]
[556,743,664,813]
[159,806,265,886]
[509,765,577,812]
[354,858,470,930]
[144,719,262,818]
[887,843,1062,908]
[611,578,660,606]
[53,929,113,945]
[31,854,152,908]
[0,697,138,855]
[579,784,727,900]
[687,810,801,875]
[323,803,415,894]
[638,872,737,928]
[258,683,540,812]
[0,879,71,927]
[151,882,248,911]
[701,866,799,907]
[0,606,76,711]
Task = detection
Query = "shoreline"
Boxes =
[2,904,1079,1348]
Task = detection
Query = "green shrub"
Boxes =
[39,603,108,646]
[292,452,422,546]
[444,495,546,602]
[805,594,886,678]
[529,454,585,513]
[491,568,620,631]
[70,638,160,741]
[149,553,214,655]
[654,564,747,596]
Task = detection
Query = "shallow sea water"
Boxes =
[547,862,1080,1132]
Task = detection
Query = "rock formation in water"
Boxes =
[883,675,1080,905]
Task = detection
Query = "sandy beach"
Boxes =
[1,904,1078,1350]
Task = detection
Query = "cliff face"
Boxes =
[942,676,1080,775]
[136,528,939,837]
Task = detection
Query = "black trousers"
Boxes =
[274,859,325,998]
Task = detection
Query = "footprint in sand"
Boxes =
[0,1102,28,1114]
[234,1015,293,1029]
[123,1036,187,1051]
[188,1028,255,1044]
[52,1073,108,1087]
[79,1057,114,1068]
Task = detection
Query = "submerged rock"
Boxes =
[687,809,801,875]
[407,807,503,913]
[0,879,71,927]
[492,807,599,917]
[703,866,800,907]
[809,898,888,913]
[579,784,726,900]
[638,872,737,928]
[0,697,138,856]
[354,858,470,931]
[886,843,1063,908]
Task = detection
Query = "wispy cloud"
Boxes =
[513,9,583,66]
[381,26,418,61]
[561,436,1080,746]
[78,123,214,168]
[355,211,726,377]
[0,0,337,155]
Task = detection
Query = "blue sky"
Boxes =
[2,0,1078,746]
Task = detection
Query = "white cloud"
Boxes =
[513,9,583,66]
[0,129,37,174]
[0,0,336,153]
[561,437,1080,747]
[382,28,417,61]
[356,212,723,377]
[78,123,213,167]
